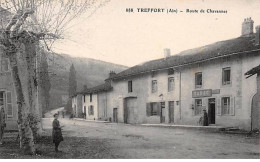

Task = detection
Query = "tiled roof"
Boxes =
[245,64,260,78]
[109,34,260,80]
[79,82,112,94]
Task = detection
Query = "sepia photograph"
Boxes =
[0,0,259,159]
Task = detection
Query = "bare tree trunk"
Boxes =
[8,52,35,155]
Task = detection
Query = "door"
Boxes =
[113,108,118,123]
[160,102,165,123]
[124,98,137,124]
[168,101,174,123]
[208,98,216,124]
[251,93,260,131]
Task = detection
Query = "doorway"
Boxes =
[113,108,118,123]
[208,98,215,124]
[160,102,165,123]
[168,101,174,123]
[124,97,137,124]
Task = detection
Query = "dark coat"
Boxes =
[52,119,63,143]
[203,111,209,126]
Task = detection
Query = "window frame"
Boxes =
[221,97,230,115]
[151,80,158,93]
[195,72,202,89]
[168,77,175,92]
[194,99,203,115]
[128,80,133,93]
[151,102,158,116]
[90,93,92,102]
[222,67,231,85]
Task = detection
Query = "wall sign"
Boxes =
[192,89,212,98]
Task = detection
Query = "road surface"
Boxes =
[42,118,260,159]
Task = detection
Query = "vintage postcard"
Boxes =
[0,0,259,159]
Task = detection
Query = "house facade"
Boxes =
[0,52,18,130]
[80,82,112,121]
[0,7,18,130]
[71,94,83,118]
[104,18,260,130]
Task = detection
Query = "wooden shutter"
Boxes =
[146,103,151,117]
[216,97,221,116]
[6,92,12,117]
[230,97,235,116]
[157,102,161,116]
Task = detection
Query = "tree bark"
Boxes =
[8,52,35,155]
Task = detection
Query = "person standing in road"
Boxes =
[52,113,64,152]
[0,105,6,145]
[203,109,209,126]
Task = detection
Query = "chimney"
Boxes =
[109,71,116,78]
[164,48,171,59]
[241,17,254,36]
[256,25,260,45]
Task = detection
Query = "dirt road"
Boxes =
[42,118,260,159]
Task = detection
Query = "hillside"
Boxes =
[46,52,128,109]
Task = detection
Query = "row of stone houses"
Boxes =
[0,7,18,130]
[72,17,260,131]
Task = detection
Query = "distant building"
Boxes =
[80,82,112,121]
[71,94,83,118]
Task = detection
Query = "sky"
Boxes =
[53,0,260,67]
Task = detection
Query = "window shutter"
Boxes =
[157,102,161,116]
[88,106,90,115]
[6,92,12,117]
[230,97,235,116]
[146,103,151,117]
[216,98,221,116]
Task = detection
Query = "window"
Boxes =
[222,97,230,115]
[128,81,133,93]
[195,99,203,115]
[195,72,202,88]
[88,105,94,115]
[83,95,85,103]
[1,59,9,72]
[168,77,174,92]
[151,102,158,115]
[168,68,174,75]
[5,92,12,117]
[222,67,231,85]
[83,106,86,114]
[152,80,157,93]
[146,102,158,116]
[90,93,92,102]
